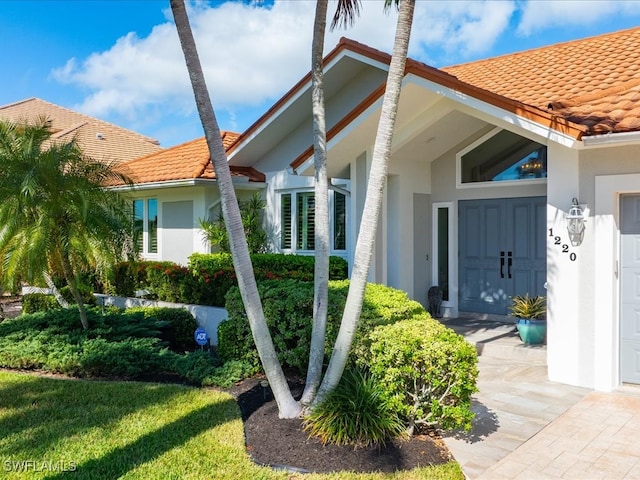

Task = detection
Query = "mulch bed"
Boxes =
[226,376,454,474]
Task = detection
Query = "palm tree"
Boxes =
[314,0,416,406]
[170,0,301,418]
[0,119,133,330]
[300,0,331,407]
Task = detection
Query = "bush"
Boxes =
[360,315,478,433]
[217,280,424,373]
[126,307,198,353]
[22,293,59,314]
[218,280,346,371]
[303,368,405,447]
[0,307,257,387]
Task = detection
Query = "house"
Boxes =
[0,97,163,163]
[112,27,640,393]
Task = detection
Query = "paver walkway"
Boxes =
[439,317,640,479]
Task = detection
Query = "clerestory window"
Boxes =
[459,128,547,185]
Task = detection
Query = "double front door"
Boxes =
[459,197,546,315]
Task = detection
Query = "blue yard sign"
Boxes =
[194,327,208,346]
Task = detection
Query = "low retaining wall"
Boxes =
[93,294,228,346]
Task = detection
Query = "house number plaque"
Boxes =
[548,228,577,261]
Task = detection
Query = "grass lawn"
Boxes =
[0,371,464,480]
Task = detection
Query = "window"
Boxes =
[280,190,347,252]
[432,203,452,303]
[459,129,547,185]
[133,198,158,255]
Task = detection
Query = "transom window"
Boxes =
[459,128,547,185]
[133,198,158,255]
[280,190,346,252]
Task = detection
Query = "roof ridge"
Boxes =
[11,97,162,146]
[0,97,37,111]
[443,26,640,71]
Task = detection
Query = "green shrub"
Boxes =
[303,368,405,447]
[60,284,96,306]
[22,293,60,314]
[126,307,198,353]
[218,280,423,373]
[218,280,346,371]
[360,316,478,433]
[107,261,147,297]
[201,360,259,387]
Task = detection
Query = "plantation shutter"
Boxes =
[333,192,346,250]
[281,193,292,249]
[297,192,315,250]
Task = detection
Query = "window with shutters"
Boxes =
[133,198,158,255]
[280,190,346,253]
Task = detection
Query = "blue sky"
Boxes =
[2,0,640,148]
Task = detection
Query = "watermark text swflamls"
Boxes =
[3,459,77,473]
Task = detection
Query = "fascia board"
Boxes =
[406,74,580,149]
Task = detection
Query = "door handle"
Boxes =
[500,251,505,279]
[508,252,513,279]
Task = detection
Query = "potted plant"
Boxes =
[509,294,546,345]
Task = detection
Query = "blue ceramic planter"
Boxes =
[516,318,546,345]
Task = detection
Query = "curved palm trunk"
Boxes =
[170,0,300,418]
[314,0,415,406]
[59,251,89,330]
[301,0,330,407]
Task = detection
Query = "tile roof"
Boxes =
[0,97,162,163]
[443,27,640,135]
[114,135,265,186]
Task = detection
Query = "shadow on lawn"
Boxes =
[44,398,237,479]
[0,373,189,457]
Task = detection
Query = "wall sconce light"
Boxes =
[566,197,586,246]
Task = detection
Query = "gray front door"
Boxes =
[459,197,546,315]
[621,194,640,384]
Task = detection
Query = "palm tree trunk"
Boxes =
[170,0,301,418]
[301,0,330,407]
[314,0,415,406]
[59,252,89,330]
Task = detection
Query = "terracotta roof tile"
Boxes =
[0,98,162,162]
[443,27,640,135]
[114,135,264,186]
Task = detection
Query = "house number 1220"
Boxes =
[548,229,577,261]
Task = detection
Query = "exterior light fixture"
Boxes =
[566,197,586,246]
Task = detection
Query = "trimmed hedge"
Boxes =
[360,316,478,433]
[108,253,349,307]
[218,280,428,372]
[22,293,59,314]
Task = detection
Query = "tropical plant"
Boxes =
[301,0,331,407]
[170,0,301,417]
[170,0,416,418]
[302,368,405,447]
[314,0,416,406]
[199,192,268,254]
[508,294,546,319]
[0,119,132,329]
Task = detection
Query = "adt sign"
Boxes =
[194,327,209,347]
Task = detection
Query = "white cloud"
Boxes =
[517,0,640,35]
[51,0,517,135]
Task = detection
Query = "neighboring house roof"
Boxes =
[0,97,162,163]
[114,135,265,186]
[443,27,640,135]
